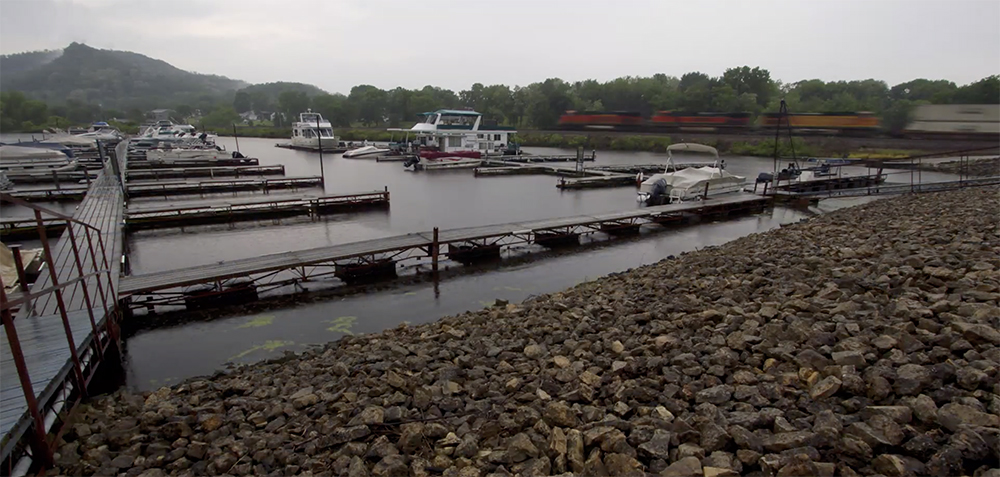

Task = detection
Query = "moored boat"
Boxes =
[343,145,391,158]
[637,143,745,205]
[403,151,483,171]
[388,109,516,157]
[0,145,79,173]
[291,110,341,149]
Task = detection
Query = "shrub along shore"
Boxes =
[51,186,1000,477]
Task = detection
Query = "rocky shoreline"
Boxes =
[54,187,999,477]
[925,157,1000,178]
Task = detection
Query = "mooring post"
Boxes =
[9,244,29,294]
[52,170,60,189]
[316,118,325,190]
[432,227,439,274]
[703,181,710,200]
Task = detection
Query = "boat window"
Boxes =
[447,137,463,147]
[321,128,334,137]
[494,134,501,141]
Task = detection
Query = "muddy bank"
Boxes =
[55,187,999,477]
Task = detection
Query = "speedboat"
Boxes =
[637,143,745,205]
[291,110,340,149]
[403,150,482,171]
[0,145,79,173]
[343,144,390,158]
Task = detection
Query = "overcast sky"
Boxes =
[1,0,998,94]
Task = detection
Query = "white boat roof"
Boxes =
[0,144,70,160]
[667,143,719,158]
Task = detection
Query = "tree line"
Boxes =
[2,66,997,133]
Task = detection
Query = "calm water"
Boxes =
[1,135,964,391]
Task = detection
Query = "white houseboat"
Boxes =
[291,110,340,149]
[391,109,516,170]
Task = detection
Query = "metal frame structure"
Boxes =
[0,197,122,475]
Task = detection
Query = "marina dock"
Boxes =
[125,190,390,230]
[125,165,285,181]
[3,176,323,202]
[126,157,259,169]
[117,194,770,309]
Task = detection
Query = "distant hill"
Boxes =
[239,82,327,98]
[0,43,247,110]
[0,49,63,75]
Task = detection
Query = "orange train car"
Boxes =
[650,111,752,130]
[759,112,880,134]
[557,111,643,130]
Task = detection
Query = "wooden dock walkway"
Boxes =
[118,194,770,300]
[125,190,390,230]
[3,170,98,185]
[126,165,285,181]
[126,157,259,169]
[4,176,323,202]
[1,143,126,468]
[770,176,1000,200]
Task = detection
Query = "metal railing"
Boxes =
[0,194,121,473]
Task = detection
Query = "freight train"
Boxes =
[557,104,1000,139]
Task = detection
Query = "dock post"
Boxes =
[52,170,60,189]
[432,227,439,274]
[316,117,326,190]
[9,244,30,294]
[702,182,710,199]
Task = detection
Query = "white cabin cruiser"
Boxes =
[145,146,230,162]
[139,121,214,145]
[291,110,340,149]
[637,143,745,205]
[388,109,516,157]
[76,122,123,141]
[0,145,78,173]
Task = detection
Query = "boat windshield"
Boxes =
[301,113,322,123]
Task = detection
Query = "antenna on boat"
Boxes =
[232,124,241,155]
[771,99,798,179]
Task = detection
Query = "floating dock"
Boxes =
[126,165,285,181]
[117,194,771,310]
[3,177,324,202]
[125,190,390,230]
[126,157,260,169]
[275,143,347,153]
[3,170,98,185]
[557,175,639,189]
[125,176,322,198]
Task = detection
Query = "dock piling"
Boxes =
[432,227,440,274]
